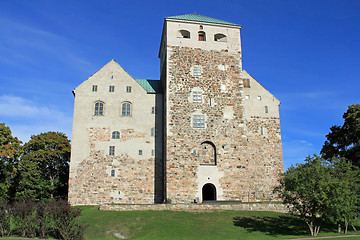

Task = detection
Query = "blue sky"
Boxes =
[0,0,359,169]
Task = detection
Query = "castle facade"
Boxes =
[68,14,284,205]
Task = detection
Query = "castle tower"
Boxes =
[159,14,283,203]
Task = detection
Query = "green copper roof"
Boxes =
[135,79,162,94]
[167,14,240,26]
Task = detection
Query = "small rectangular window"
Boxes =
[109,146,115,156]
[109,86,115,92]
[111,170,115,177]
[92,85,97,92]
[126,86,132,93]
[245,95,250,100]
[265,106,268,113]
[257,96,262,101]
[243,79,250,88]
[151,149,155,156]
[260,127,264,136]
[139,150,142,155]
[193,92,202,103]
[193,66,201,76]
[193,115,205,128]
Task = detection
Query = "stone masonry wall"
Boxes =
[69,127,156,205]
[100,202,289,213]
[165,46,283,203]
[165,46,245,203]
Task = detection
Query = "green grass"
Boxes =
[78,206,360,240]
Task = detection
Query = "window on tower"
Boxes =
[198,31,206,41]
[193,92,202,103]
[193,115,205,128]
[193,66,201,76]
[178,30,190,39]
[243,79,250,88]
[214,33,227,42]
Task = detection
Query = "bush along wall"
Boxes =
[0,199,87,239]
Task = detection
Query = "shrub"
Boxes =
[0,199,86,239]
[0,202,11,237]
[49,199,87,240]
[12,199,39,238]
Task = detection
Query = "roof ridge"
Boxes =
[166,14,240,26]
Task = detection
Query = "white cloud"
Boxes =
[0,95,72,143]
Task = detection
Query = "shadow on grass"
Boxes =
[233,215,335,237]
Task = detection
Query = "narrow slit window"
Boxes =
[265,106,268,113]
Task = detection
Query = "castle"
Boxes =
[68,14,284,205]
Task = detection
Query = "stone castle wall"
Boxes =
[69,127,158,205]
[100,202,289,213]
[164,45,283,203]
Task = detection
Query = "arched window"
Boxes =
[214,33,227,42]
[199,141,216,165]
[94,101,104,116]
[112,131,120,139]
[121,102,131,116]
[198,31,206,41]
[178,30,190,39]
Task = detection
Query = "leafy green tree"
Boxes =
[0,123,22,201]
[321,104,360,167]
[18,132,70,200]
[274,155,332,236]
[327,158,360,234]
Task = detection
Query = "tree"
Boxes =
[327,158,360,234]
[321,104,360,167]
[0,123,22,201]
[274,155,333,236]
[18,132,70,200]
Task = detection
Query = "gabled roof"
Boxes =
[166,14,240,27]
[135,79,162,94]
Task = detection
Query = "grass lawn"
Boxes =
[79,206,360,240]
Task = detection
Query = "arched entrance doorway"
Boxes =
[202,183,216,201]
